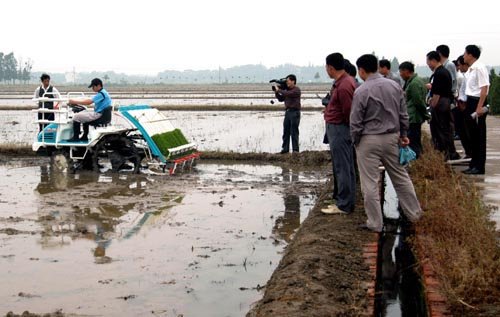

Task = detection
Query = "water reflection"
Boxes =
[34,165,183,262]
[376,226,427,317]
[1,161,322,316]
[273,168,301,242]
[376,171,427,317]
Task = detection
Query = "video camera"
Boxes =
[269,78,287,92]
[269,78,287,103]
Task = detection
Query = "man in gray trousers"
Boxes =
[350,54,422,233]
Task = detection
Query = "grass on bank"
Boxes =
[409,137,500,316]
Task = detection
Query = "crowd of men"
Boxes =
[276,44,490,233]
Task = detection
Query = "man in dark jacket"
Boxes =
[274,74,301,153]
[426,51,460,161]
[34,73,60,131]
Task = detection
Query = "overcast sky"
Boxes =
[2,0,499,75]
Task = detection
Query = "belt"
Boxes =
[286,108,300,112]
[466,95,480,100]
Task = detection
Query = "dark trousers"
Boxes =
[464,97,487,172]
[282,109,300,152]
[38,103,54,131]
[430,97,458,160]
[454,105,473,157]
[326,123,356,212]
[408,122,422,159]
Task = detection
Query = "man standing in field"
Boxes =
[455,55,473,158]
[274,74,301,154]
[379,59,402,87]
[321,53,356,215]
[436,45,458,97]
[34,73,60,131]
[398,61,428,158]
[351,54,421,233]
[426,51,460,161]
[462,44,490,175]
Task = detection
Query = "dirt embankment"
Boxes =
[201,150,331,167]
[247,181,374,317]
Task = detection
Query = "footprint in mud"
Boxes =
[160,279,176,285]
[98,279,114,284]
[116,294,136,300]
[18,292,41,298]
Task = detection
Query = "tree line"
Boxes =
[0,52,33,84]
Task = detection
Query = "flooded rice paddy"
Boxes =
[0,158,327,316]
[0,85,330,108]
[0,110,328,153]
[0,90,330,315]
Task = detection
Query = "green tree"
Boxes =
[489,70,500,114]
[489,68,497,82]
[0,52,4,82]
[3,52,18,84]
[391,57,400,72]
[21,59,33,84]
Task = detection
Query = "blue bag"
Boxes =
[399,147,417,165]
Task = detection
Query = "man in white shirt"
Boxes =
[462,45,490,175]
[455,56,472,158]
[34,73,60,131]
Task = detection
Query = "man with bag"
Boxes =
[350,54,422,233]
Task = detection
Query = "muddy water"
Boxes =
[0,110,327,153]
[0,159,326,316]
[376,171,427,317]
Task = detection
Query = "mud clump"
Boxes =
[5,310,64,317]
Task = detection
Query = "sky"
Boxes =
[2,0,499,75]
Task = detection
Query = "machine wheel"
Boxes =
[50,150,76,173]
[92,135,140,173]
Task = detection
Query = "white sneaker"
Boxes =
[321,205,348,215]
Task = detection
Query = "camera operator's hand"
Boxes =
[274,85,281,92]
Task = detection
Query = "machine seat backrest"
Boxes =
[89,106,112,127]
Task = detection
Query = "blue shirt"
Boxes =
[92,88,112,113]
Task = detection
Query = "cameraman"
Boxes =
[274,74,301,153]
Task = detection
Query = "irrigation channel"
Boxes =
[375,170,427,317]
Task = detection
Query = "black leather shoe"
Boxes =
[448,152,461,160]
[463,167,484,175]
[358,224,381,233]
[279,150,289,154]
